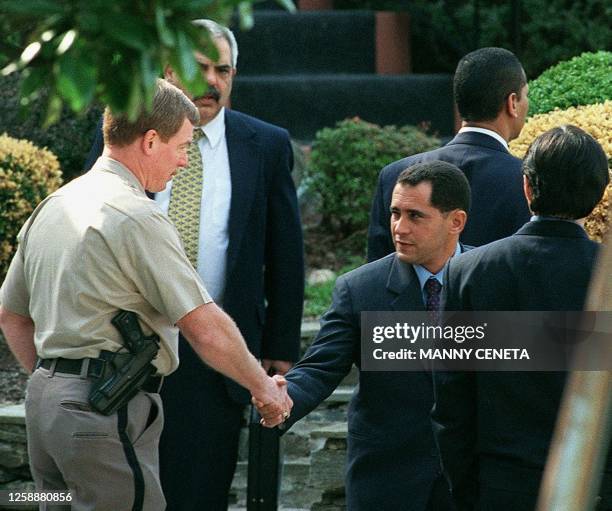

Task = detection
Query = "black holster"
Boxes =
[88,310,159,415]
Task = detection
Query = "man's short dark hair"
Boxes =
[522,125,609,220]
[396,161,471,214]
[454,47,526,122]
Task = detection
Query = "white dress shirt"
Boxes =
[458,126,509,150]
[156,108,232,305]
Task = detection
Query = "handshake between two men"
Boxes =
[176,302,293,428]
[252,373,293,427]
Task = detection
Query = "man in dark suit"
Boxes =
[432,126,611,510]
[368,47,531,261]
[279,161,470,510]
[85,20,304,511]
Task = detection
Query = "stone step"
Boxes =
[232,11,376,76]
[232,73,454,140]
[231,421,349,509]
[240,386,352,461]
[231,457,322,508]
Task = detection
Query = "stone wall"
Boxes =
[0,404,35,511]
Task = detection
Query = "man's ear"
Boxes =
[506,92,519,118]
[448,209,467,234]
[523,175,533,204]
[142,129,158,155]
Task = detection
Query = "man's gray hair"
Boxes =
[192,19,239,68]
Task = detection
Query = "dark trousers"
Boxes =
[160,339,245,511]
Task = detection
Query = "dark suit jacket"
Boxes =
[284,250,468,511]
[367,131,530,261]
[432,220,611,510]
[85,109,305,403]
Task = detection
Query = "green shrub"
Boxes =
[304,259,362,318]
[528,51,612,116]
[305,117,439,235]
[0,134,63,281]
[0,72,102,182]
[304,279,336,318]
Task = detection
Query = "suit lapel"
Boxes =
[225,110,261,275]
[386,255,425,311]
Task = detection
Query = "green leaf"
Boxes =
[43,90,63,127]
[103,55,136,112]
[237,2,254,30]
[155,4,175,47]
[126,70,143,122]
[56,45,97,112]
[102,14,152,51]
[168,50,206,98]
[273,0,296,13]
[179,0,219,11]
[76,10,102,32]
[175,30,198,81]
[20,67,47,98]
[0,0,65,16]
[140,51,159,111]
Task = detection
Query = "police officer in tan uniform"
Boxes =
[0,79,291,511]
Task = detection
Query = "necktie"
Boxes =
[167,128,205,268]
[425,277,442,314]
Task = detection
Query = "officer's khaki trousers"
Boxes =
[25,368,165,511]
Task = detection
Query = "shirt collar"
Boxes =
[458,126,509,150]
[200,107,226,148]
[530,215,581,225]
[92,156,147,196]
[413,243,462,291]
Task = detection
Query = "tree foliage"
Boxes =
[0,0,294,125]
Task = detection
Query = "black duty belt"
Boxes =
[37,357,106,378]
[36,357,163,393]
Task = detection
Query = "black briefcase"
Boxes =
[247,406,282,511]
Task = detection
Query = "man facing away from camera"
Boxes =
[368,47,531,261]
[432,125,612,510]
[0,79,291,511]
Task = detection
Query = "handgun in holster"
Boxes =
[88,310,159,416]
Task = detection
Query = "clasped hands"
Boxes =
[251,360,293,428]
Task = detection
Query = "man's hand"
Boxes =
[252,374,293,428]
[0,306,36,373]
[262,359,293,376]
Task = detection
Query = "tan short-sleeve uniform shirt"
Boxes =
[0,157,212,375]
